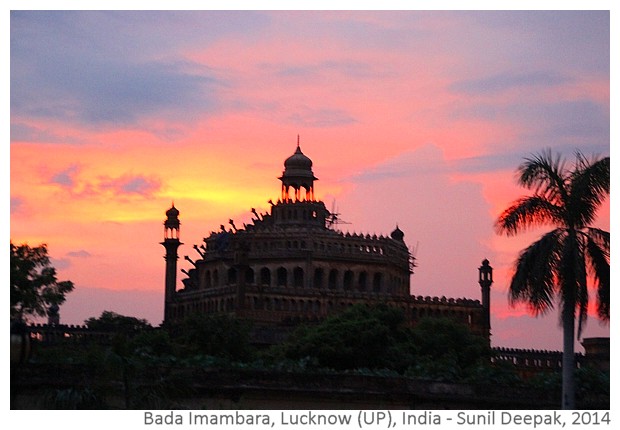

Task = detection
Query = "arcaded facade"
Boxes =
[162,142,492,339]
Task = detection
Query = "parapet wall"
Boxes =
[492,346,585,378]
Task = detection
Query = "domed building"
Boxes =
[161,140,492,341]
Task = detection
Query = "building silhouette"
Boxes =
[162,140,492,340]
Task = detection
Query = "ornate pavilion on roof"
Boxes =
[161,139,492,341]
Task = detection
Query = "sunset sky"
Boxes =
[9,10,610,351]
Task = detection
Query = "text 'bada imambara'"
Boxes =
[161,139,493,341]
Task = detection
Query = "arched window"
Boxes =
[328,269,338,290]
[293,267,304,288]
[313,268,324,289]
[213,269,219,287]
[245,268,254,284]
[373,272,383,293]
[277,267,288,287]
[260,267,271,286]
[343,270,354,290]
[358,271,367,291]
[227,268,237,285]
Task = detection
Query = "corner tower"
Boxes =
[162,203,182,323]
[478,258,493,340]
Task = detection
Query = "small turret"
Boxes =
[164,203,180,239]
[390,225,405,242]
[279,136,318,202]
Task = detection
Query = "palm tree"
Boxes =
[495,150,609,409]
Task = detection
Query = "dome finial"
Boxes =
[166,202,180,219]
[297,134,300,149]
[391,224,405,242]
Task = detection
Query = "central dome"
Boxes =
[284,144,313,170]
[280,143,317,181]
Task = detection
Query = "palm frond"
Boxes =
[509,229,564,315]
[585,232,610,321]
[495,195,563,236]
[517,149,569,205]
[568,155,610,228]
[586,227,610,255]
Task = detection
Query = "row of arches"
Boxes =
[246,239,390,256]
[272,206,320,222]
[200,265,408,294]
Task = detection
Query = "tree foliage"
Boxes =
[167,313,254,361]
[495,150,609,409]
[10,242,74,322]
[407,317,491,379]
[277,304,414,371]
[495,150,610,329]
[275,304,491,376]
[85,311,152,333]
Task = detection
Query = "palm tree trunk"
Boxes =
[562,308,576,409]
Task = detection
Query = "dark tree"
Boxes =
[85,311,152,333]
[409,317,491,379]
[10,242,74,322]
[168,313,253,361]
[278,304,417,371]
[495,150,610,409]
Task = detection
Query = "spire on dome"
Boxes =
[390,224,405,242]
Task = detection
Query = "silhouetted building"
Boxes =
[581,337,610,372]
[162,140,491,340]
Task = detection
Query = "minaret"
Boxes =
[161,203,182,323]
[478,259,493,341]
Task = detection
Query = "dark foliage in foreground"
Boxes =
[269,304,491,379]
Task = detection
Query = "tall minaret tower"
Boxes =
[161,203,182,323]
[478,259,493,341]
